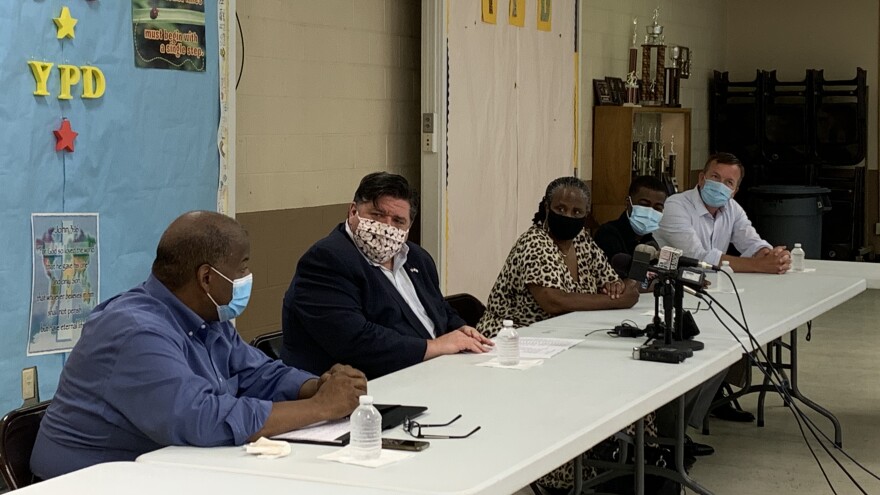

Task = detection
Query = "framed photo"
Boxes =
[593,79,614,106]
[605,76,625,105]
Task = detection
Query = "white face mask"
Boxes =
[352,214,408,264]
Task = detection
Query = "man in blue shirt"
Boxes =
[31,211,366,479]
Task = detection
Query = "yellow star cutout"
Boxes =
[53,7,78,40]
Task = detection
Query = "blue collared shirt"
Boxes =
[31,275,316,479]
[654,187,772,266]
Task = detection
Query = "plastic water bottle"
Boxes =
[349,395,382,460]
[497,319,520,366]
[716,261,735,293]
[791,243,805,272]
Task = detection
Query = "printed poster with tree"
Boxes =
[132,0,207,71]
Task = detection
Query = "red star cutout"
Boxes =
[54,119,78,152]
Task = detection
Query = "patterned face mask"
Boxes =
[352,214,408,264]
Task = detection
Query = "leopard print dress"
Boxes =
[476,225,659,490]
[476,225,619,338]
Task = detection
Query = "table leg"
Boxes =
[703,327,843,447]
[787,328,843,447]
[635,418,644,495]
[573,454,583,495]
[675,396,713,495]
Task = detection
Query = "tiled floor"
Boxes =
[515,290,880,494]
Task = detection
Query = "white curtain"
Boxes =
[446,0,576,301]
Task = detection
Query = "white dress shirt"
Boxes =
[654,186,772,266]
[345,221,437,337]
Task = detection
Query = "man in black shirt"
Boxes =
[594,175,667,276]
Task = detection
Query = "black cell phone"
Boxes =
[381,438,430,451]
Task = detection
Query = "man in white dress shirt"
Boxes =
[655,152,791,425]
[655,152,791,274]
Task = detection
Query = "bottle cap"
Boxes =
[794,243,802,248]
[359,395,373,405]
[502,319,514,327]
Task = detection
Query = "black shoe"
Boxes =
[710,403,755,422]
[684,435,715,457]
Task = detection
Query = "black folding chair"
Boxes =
[444,293,486,327]
[0,401,51,490]
[249,331,283,360]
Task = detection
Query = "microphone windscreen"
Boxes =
[610,253,633,278]
[635,243,659,260]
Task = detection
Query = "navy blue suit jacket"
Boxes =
[281,223,466,379]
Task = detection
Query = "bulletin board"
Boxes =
[0,1,220,415]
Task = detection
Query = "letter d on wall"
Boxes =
[81,66,106,99]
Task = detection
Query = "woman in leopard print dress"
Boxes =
[477,177,658,492]
[477,176,638,336]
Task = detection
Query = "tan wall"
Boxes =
[235,0,421,214]
[581,0,728,179]
[725,0,880,251]
[236,204,348,343]
[234,1,421,337]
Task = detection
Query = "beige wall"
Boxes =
[581,0,728,179]
[725,0,878,171]
[236,205,348,343]
[235,0,421,213]
[726,0,880,250]
[234,1,421,336]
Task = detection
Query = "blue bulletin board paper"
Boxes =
[0,1,219,414]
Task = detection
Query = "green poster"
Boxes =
[132,0,207,71]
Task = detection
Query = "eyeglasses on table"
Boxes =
[402,414,481,439]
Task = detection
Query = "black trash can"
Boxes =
[747,185,831,259]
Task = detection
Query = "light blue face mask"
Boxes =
[206,267,253,322]
[627,199,663,235]
[700,179,733,208]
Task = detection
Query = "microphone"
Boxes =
[610,253,633,278]
[657,246,719,271]
[627,244,658,283]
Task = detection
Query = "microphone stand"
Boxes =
[662,277,675,346]
[671,276,705,351]
[649,276,665,339]
[647,269,704,352]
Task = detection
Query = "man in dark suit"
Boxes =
[282,172,492,379]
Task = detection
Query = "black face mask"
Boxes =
[546,210,584,241]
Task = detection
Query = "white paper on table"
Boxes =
[705,288,745,294]
[476,357,544,370]
[790,268,817,273]
[487,336,583,358]
[272,417,349,444]
[244,437,292,459]
[318,446,414,468]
